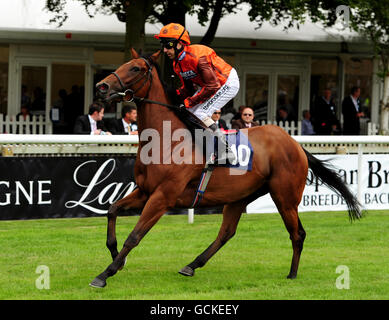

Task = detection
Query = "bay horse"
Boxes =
[90,49,362,288]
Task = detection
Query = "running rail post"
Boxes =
[357,143,363,204]
[188,208,194,224]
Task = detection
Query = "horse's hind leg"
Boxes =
[270,186,306,279]
[106,188,147,263]
[179,200,246,277]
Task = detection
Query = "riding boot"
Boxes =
[208,123,236,165]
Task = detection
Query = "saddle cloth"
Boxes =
[207,129,254,171]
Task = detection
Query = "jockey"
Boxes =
[154,23,240,164]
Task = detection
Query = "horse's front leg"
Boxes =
[106,188,148,263]
[90,189,169,288]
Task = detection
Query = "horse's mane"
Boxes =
[141,53,207,133]
[141,53,181,106]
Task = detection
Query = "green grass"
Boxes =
[0,210,388,300]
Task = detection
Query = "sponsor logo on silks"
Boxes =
[178,51,186,61]
[202,84,229,111]
[180,70,197,80]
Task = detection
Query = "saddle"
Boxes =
[175,109,253,208]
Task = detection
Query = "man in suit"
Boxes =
[342,86,364,135]
[312,88,340,135]
[211,109,228,130]
[108,105,138,135]
[73,102,111,135]
[231,107,259,129]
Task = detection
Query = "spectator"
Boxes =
[108,105,138,135]
[276,106,294,124]
[16,105,32,121]
[278,92,296,121]
[342,86,364,135]
[312,88,340,135]
[220,101,235,128]
[211,109,228,130]
[231,105,246,121]
[231,107,259,129]
[51,89,68,134]
[301,110,315,135]
[73,102,111,135]
[16,106,32,134]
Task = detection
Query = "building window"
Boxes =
[245,74,269,121]
[311,58,338,109]
[344,58,373,119]
[277,74,299,122]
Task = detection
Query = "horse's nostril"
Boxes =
[96,83,109,93]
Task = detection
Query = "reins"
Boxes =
[109,57,181,112]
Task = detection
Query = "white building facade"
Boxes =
[0,1,381,134]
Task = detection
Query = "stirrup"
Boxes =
[206,152,216,165]
[217,149,236,165]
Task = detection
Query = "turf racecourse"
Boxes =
[0,210,388,300]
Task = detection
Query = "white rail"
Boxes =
[1,134,388,222]
[0,134,139,144]
[0,113,380,136]
[0,134,388,145]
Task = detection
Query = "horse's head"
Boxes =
[96,49,161,102]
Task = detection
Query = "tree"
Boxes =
[46,0,157,60]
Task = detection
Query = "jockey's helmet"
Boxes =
[154,23,191,45]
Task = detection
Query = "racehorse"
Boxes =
[90,49,362,288]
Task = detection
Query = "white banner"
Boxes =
[246,154,389,213]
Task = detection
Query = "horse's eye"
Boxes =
[131,66,140,72]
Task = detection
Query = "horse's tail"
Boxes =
[303,148,363,221]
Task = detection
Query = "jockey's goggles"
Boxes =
[160,39,177,50]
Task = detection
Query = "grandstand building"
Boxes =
[0,1,380,133]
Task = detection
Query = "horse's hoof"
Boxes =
[287,273,297,279]
[118,258,127,271]
[179,266,194,277]
[89,277,106,288]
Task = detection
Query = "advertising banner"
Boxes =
[0,156,221,220]
[1,154,388,220]
[0,156,139,220]
[247,154,389,213]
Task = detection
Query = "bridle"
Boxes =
[110,57,153,103]
[108,57,179,110]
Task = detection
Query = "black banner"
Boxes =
[0,156,221,220]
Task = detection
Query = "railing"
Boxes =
[257,120,379,136]
[0,114,52,134]
[0,113,379,137]
[0,134,388,157]
[0,134,138,156]
[1,134,388,222]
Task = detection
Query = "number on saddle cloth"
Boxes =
[209,130,254,170]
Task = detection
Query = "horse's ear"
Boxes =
[131,48,139,59]
[150,50,162,64]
